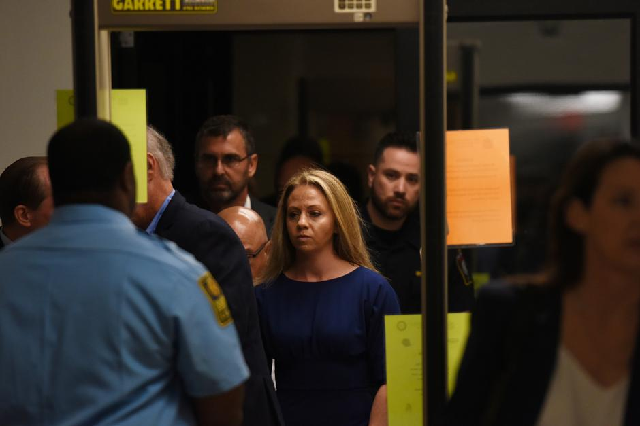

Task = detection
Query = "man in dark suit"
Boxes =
[132,126,284,426]
[0,156,54,248]
[193,115,276,235]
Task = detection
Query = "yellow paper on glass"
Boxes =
[56,90,75,128]
[472,272,490,293]
[447,313,471,393]
[385,313,472,425]
[446,128,513,246]
[385,314,423,426]
[110,90,147,203]
[55,89,148,202]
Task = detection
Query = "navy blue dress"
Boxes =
[255,266,401,426]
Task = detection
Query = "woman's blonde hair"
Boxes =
[258,168,377,283]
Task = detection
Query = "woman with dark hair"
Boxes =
[448,139,640,426]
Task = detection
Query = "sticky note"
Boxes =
[447,313,471,393]
[56,89,148,203]
[56,90,75,129]
[385,315,423,426]
[446,128,513,247]
[472,272,490,293]
[385,313,472,425]
[110,90,147,203]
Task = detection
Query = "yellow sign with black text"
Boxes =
[198,272,233,327]
[112,0,217,13]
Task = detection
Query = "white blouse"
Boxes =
[536,346,629,426]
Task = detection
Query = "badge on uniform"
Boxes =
[198,272,233,327]
[455,249,474,287]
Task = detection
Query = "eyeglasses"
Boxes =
[246,240,268,259]
[199,154,250,169]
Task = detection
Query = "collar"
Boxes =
[50,204,135,228]
[244,194,252,209]
[0,227,12,246]
[146,189,175,235]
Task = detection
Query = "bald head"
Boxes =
[219,206,268,245]
[219,206,269,284]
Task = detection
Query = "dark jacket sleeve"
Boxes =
[157,197,284,426]
[447,282,563,426]
[189,219,284,426]
[447,284,519,426]
[190,219,253,334]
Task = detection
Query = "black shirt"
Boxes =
[361,204,475,313]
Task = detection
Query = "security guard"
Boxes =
[363,131,475,313]
[0,119,249,426]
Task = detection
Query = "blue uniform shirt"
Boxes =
[0,205,249,426]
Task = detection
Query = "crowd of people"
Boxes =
[0,114,638,426]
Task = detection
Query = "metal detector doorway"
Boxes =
[69,0,640,425]
[72,1,449,425]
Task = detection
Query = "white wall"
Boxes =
[0,0,73,174]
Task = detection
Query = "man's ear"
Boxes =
[264,240,272,257]
[13,205,31,227]
[146,153,156,183]
[120,162,137,200]
[564,198,588,234]
[247,153,258,179]
[367,164,376,188]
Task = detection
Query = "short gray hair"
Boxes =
[147,126,175,181]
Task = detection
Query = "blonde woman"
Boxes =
[256,169,400,426]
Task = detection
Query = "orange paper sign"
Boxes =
[446,128,513,246]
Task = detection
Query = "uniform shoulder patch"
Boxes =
[198,272,233,327]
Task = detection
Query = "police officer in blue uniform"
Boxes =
[0,119,249,426]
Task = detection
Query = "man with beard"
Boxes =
[194,115,276,235]
[362,131,475,313]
